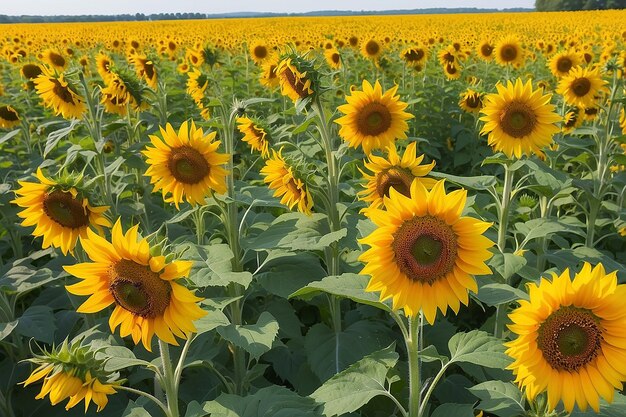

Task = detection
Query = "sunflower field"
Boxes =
[1,8,626,417]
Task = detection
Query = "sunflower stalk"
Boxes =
[158,340,180,417]
[406,315,421,417]
[117,385,170,416]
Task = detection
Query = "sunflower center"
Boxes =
[22,64,42,79]
[405,50,423,62]
[167,146,210,184]
[571,77,591,97]
[49,52,65,67]
[357,102,392,136]
[51,79,75,104]
[108,259,171,318]
[365,40,380,56]
[331,53,340,64]
[0,106,19,121]
[283,67,310,99]
[42,189,89,229]
[564,112,578,128]
[500,100,536,138]
[465,94,481,109]
[254,45,268,59]
[376,167,413,198]
[537,306,602,372]
[143,61,155,79]
[500,45,518,62]
[481,44,493,56]
[556,57,573,73]
[392,216,458,284]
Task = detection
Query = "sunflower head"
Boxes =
[506,263,626,413]
[480,78,561,159]
[143,121,229,209]
[261,148,313,215]
[236,116,271,158]
[186,68,209,105]
[361,39,383,61]
[548,50,582,78]
[249,41,270,64]
[401,47,428,67]
[276,52,319,108]
[359,179,494,323]
[336,79,413,154]
[130,53,158,90]
[477,40,494,61]
[260,56,280,88]
[556,66,608,109]
[459,89,484,113]
[324,48,342,70]
[562,108,583,133]
[22,338,120,412]
[21,63,43,81]
[33,67,86,120]
[494,36,524,68]
[0,104,20,129]
[42,49,67,71]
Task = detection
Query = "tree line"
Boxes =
[535,0,626,10]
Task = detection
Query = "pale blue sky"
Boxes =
[1,0,535,15]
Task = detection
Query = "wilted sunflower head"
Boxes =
[276,51,319,107]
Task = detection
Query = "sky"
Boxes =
[1,0,535,16]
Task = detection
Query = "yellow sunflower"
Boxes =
[249,41,270,64]
[276,57,314,104]
[556,66,608,109]
[548,50,582,78]
[401,47,428,67]
[41,49,67,71]
[459,89,484,114]
[359,179,494,323]
[336,79,413,154]
[506,263,626,413]
[494,36,525,68]
[480,78,561,159]
[324,48,342,70]
[261,148,313,215]
[443,63,462,80]
[477,40,494,61]
[143,121,228,209]
[12,168,111,255]
[96,52,114,83]
[359,141,436,212]
[620,107,626,135]
[562,108,583,134]
[20,63,43,83]
[0,104,20,129]
[361,38,383,61]
[236,116,270,158]
[34,68,86,120]
[186,68,208,105]
[260,56,280,88]
[64,219,207,351]
[130,54,158,90]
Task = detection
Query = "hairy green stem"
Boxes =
[494,163,514,339]
[158,340,179,417]
[407,316,421,417]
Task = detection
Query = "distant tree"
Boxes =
[536,0,624,9]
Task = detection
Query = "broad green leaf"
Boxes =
[310,345,398,417]
[516,218,584,245]
[101,346,152,372]
[489,252,527,281]
[570,393,626,417]
[194,307,230,336]
[192,244,253,288]
[468,381,524,417]
[202,385,321,417]
[290,273,391,313]
[546,247,626,280]
[0,129,20,145]
[430,172,497,190]
[475,283,529,306]
[257,252,327,299]
[16,306,56,344]
[448,330,512,368]
[419,344,448,364]
[44,119,78,157]
[0,265,57,294]
[217,312,279,360]
[0,320,18,341]
[430,403,474,417]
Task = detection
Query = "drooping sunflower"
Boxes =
[249,41,270,64]
[359,141,436,212]
[34,67,86,120]
[437,45,460,68]
[20,63,42,89]
[0,104,20,129]
[261,148,313,215]
[361,38,383,61]
[12,168,111,255]
[557,66,608,109]
[336,79,413,154]
[236,116,270,158]
[548,50,582,78]
[186,68,209,105]
[480,78,561,159]
[130,54,158,90]
[620,107,626,135]
[64,219,207,351]
[459,89,484,114]
[562,108,583,134]
[506,263,626,413]
[494,36,525,68]
[96,52,114,83]
[143,121,228,209]
[359,179,494,323]
[260,56,280,88]
[276,56,315,104]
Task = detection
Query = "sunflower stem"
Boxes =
[407,315,421,417]
[158,340,179,417]
[117,385,170,417]
[494,162,514,339]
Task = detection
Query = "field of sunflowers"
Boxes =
[1,8,626,417]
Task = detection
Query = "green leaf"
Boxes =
[194,307,230,336]
[192,244,253,288]
[570,392,626,417]
[202,385,321,417]
[0,320,18,341]
[448,330,512,368]
[430,172,497,190]
[0,265,57,294]
[516,218,584,245]
[489,252,527,281]
[310,345,399,417]
[15,306,56,344]
[101,346,152,372]
[43,119,78,157]
[468,381,524,417]
[475,283,529,306]
[290,273,391,313]
[257,252,327,299]
[430,403,474,417]
[419,344,448,364]
[217,312,279,360]
[0,129,21,145]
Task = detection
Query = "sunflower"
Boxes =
[260,57,280,88]
[324,48,342,70]
[401,47,428,67]
[359,179,494,323]
[620,107,626,135]
[100,75,134,116]
[359,141,436,212]
[582,106,600,122]
[361,38,383,61]
[249,41,270,64]
[276,57,314,104]
[438,45,460,67]
[548,50,582,78]
[20,63,42,83]
[557,66,608,109]
[477,40,494,61]
[480,78,561,159]
[494,36,525,68]
[459,89,484,113]
[64,219,207,351]
[143,121,229,209]
[336,79,413,154]
[443,63,461,80]
[236,116,270,158]
[41,49,67,71]
[506,263,626,413]
[261,148,313,215]
[12,168,111,255]
[34,67,86,120]
[130,54,158,90]
[96,52,114,83]
[0,104,20,129]
[186,68,209,105]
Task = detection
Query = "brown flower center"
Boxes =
[500,100,536,138]
[481,44,493,57]
[443,52,456,63]
[143,61,155,80]
[21,64,42,80]
[109,259,171,318]
[500,44,518,62]
[537,306,602,372]
[0,106,19,121]
[349,36,358,47]
[445,64,458,75]
[376,167,414,199]
[331,53,340,64]
[556,57,573,73]
[365,40,380,56]
[357,102,392,136]
[465,93,482,109]
[282,66,310,99]
[404,49,424,62]
[48,52,66,68]
[43,189,89,229]
[253,45,268,59]
[571,77,591,97]
[167,146,210,184]
[392,216,458,284]
[51,79,76,104]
